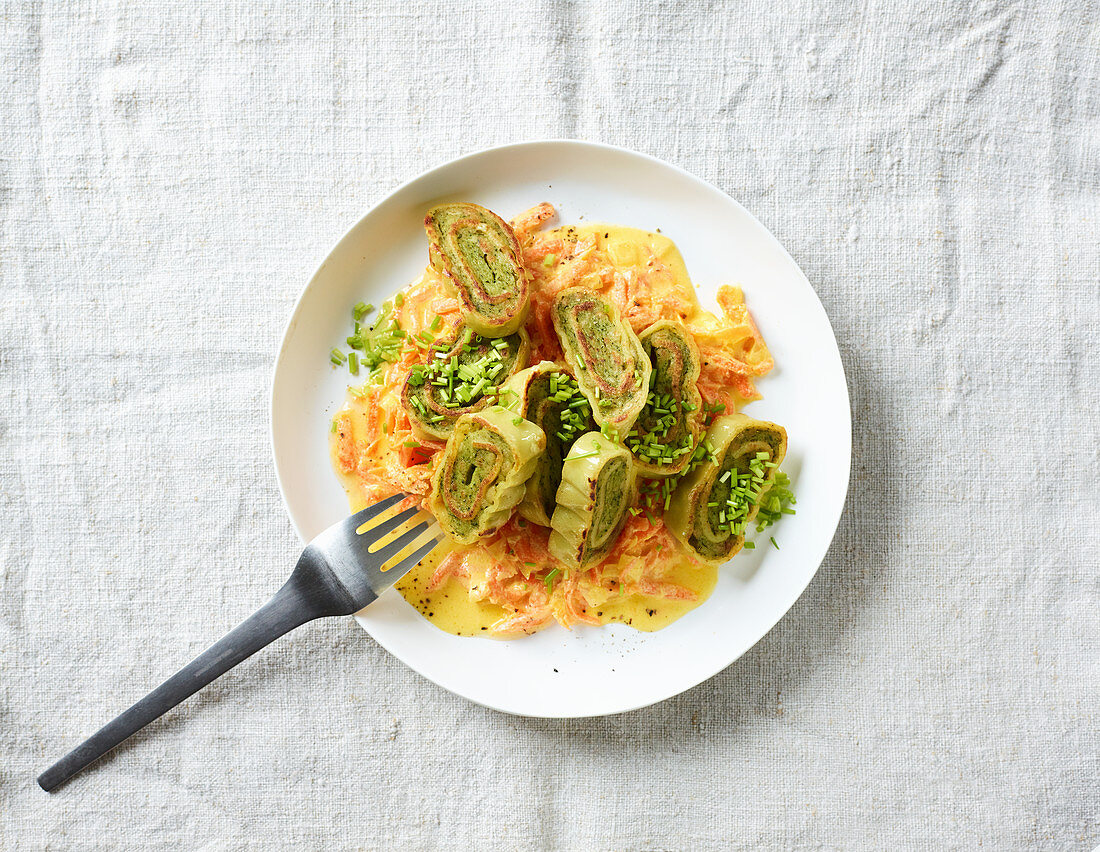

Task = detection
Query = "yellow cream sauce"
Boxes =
[587,558,718,631]
[567,224,694,291]
[330,222,756,638]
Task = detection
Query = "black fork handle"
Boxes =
[37,560,358,792]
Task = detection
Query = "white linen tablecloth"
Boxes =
[2,1,1097,849]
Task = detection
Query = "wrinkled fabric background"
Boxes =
[1,1,1097,849]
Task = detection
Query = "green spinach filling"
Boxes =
[519,370,594,520]
[588,456,630,554]
[551,288,650,432]
[425,203,528,335]
[403,324,527,439]
[454,231,517,300]
[694,434,782,557]
[439,428,513,533]
[626,323,703,473]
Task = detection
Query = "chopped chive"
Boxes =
[347,352,359,375]
[430,315,442,332]
[770,537,779,550]
[330,349,346,365]
[330,419,338,433]
[394,292,404,307]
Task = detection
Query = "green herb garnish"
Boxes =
[343,299,404,373]
[551,372,593,445]
[754,470,796,531]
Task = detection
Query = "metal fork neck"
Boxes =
[288,550,368,618]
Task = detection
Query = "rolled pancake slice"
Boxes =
[424,203,530,337]
[548,432,636,569]
[628,319,705,477]
[550,287,651,435]
[502,362,596,526]
[402,323,530,441]
[428,406,545,545]
[665,414,787,565]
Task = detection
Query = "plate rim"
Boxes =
[269,139,852,718]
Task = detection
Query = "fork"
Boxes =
[37,493,440,792]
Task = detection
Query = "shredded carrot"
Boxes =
[510,202,555,242]
[490,608,554,636]
[427,550,471,591]
[333,412,358,474]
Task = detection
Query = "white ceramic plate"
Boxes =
[271,140,850,718]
